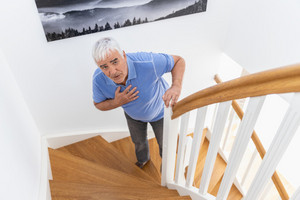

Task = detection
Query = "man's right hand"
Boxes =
[94,85,139,111]
[114,85,139,107]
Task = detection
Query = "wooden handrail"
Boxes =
[214,74,289,200]
[172,63,300,119]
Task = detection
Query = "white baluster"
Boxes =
[178,136,194,185]
[222,107,235,151]
[183,136,193,170]
[175,112,190,185]
[161,106,179,186]
[290,186,300,200]
[217,96,265,200]
[244,93,300,200]
[241,150,258,186]
[210,103,219,130]
[186,107,208,188]
[199,101,231,195]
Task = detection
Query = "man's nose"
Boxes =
[109,66,117,75]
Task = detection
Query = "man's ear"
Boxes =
[123,50,126,58]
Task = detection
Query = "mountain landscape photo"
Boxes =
[35,0,208,41]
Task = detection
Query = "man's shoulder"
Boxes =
[93,68,105,82]
[126,52,154,62]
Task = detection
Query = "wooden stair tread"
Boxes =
[58,136,157,183]
[49,148,164,188]
[49,127,244,199]
[111,136,161,184]
[50,181,180,200]
[211,176,243,200]
[147,196,192,199]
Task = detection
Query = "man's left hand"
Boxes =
[163,85,181,108]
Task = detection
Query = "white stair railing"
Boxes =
[175,113,190,185]
[186,107,207,188]
[161,64,300,200]
[244,93,300,200]
[221,107,235,151]
[162,93,300,199]
[161,107,179,186]
[199,101,231,195]
[216,96,265,199]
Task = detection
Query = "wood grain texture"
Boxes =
[50,181,180,200]
[58,136,156,183]
[48,131,243,199]
[111,137,162,184]
[172,64,300,119]
[49,148,162,188]
[147,196,192,199]
[215,74,290,200]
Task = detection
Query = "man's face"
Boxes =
[97,50,128,85]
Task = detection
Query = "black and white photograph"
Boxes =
[35,0,208,42]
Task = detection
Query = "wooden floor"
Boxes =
[48,130,244,199]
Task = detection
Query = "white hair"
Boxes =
[92,37,123,63]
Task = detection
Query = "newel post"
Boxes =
[161,106,179,186]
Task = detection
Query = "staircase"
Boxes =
[48,133,242,199]
[160,64,300,199]
[47,64,300,199]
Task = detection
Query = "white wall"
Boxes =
[0,49,41,200]
[0,0,234,136]
[223,0,300,73]
[222,0,300,190]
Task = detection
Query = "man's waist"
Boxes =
[123,104,164,122]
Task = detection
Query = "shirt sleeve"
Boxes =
[92,78,107,104]
[151,53,175,78]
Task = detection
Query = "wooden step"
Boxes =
[147,196,192,199]
[111,129,225,192]
[49,148,165,189]
[210,176,243,200]
[50,181,181,200]
[57,136,157,183]
[111,136,161,184]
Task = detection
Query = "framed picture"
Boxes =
[35,0,207,42]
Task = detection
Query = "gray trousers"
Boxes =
[124,112,163,163]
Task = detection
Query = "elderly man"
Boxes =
[92,37,185,168]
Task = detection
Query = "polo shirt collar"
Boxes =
[104,55,136,86]
[126,56,137,82]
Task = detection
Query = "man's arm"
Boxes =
[94,99,120,111]
[162,55,185,108]
[94,85,139,111]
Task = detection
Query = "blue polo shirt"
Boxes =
[92,52,174,122]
